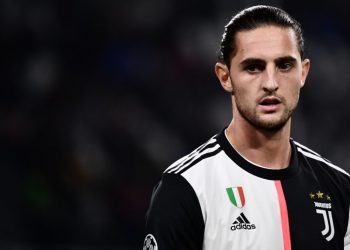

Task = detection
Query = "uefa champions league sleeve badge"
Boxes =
[143,234,158,250]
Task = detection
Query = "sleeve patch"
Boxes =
[143,234,158,250]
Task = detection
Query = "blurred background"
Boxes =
[1,0,350,249]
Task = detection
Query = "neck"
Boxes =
[225,118,292,170]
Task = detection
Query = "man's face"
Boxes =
[226,26,310,131]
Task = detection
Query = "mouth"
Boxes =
[258,97,282,112]
[259,97,282,106]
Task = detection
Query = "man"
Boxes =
[143,5,350,250]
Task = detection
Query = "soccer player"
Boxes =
[143,5,350,250]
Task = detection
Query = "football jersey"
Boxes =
[144,129,350,250]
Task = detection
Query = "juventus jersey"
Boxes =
[144,130,350,250]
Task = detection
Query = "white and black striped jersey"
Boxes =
[144,129,350,250]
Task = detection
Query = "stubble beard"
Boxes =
[234,95,299,133]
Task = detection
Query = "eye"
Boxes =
[277,62,293,72]
[245,64,265,73]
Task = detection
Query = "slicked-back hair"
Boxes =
[218,5,304,67]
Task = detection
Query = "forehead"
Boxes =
[233,26,299,62]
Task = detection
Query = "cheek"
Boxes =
[234,87,257,109]
[280,75,302,94]
[285,84,302,104]
[232,76,258,97]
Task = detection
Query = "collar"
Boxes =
[217,129,299,180]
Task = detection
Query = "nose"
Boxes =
[262,65,278,92]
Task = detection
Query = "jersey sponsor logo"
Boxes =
[309,190,335,241]
[143,234,158,250]
[226,186,245,208]
[230,212,256,231]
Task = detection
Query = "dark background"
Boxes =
[1,0,350,249]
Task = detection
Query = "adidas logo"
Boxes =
[230,212,256,231]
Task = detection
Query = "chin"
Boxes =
[257,122,286,132]
[237,105,293,132]
[253,117,290,132]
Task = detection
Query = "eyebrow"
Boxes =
[274,56,297,65]
[239,56,298,68]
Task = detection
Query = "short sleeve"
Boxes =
[345,208,350,249]
[343,175,350,250]
[143,173,204,250]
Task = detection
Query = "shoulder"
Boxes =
[147,173,201,215]
[145,173,205,249]
[163,134,223,175]
[293,139,350,179]
[147,132,225,223]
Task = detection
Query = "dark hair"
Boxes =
[218,5,304,66]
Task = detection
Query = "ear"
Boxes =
[300,58,310,88]
[215,62,233,93]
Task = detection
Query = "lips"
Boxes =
[259,97,281,106]
[258,96,282,113]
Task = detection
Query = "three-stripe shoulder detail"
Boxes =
[295,143,350,177]
[164,135,222,174]
[294,141,321,157]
